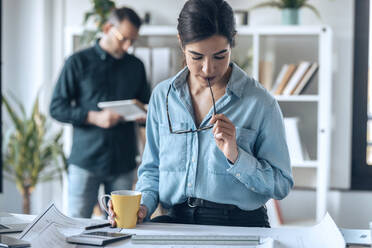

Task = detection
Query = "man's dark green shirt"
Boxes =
[50,40,151,175]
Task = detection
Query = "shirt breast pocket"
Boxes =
[208,126,257,174]
[158,123,188,171]
[236,127,258,156]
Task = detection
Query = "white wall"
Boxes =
[1,0,65,214]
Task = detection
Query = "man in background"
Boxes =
[50,7,151,218]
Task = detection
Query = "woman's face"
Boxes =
[183,35,231,87]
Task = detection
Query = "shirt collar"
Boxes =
[170,62,247,98]
[94,39,116,61]
[225,62,247,98]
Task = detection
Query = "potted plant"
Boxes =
[2,94,67,214]
[79,0,116,48]
[251,0,321,25]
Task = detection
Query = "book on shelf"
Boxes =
[282,61,311,95]
[271,64,288,94]
[283,117,309,165]
[291,62,319,95]
[273,64,297,95]
[134,47,152,83]
[259,60,273,91]
[152,47,172,87]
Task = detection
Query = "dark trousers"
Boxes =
[151,200,270,228]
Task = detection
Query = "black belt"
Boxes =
[186,197,237,210]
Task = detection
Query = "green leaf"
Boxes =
[2,95,23,133]
[83,12,95,24]
[303,3,321,19]
[2,92,66,202]
[8,92,26,119]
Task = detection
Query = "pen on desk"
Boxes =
[85,222,111,230]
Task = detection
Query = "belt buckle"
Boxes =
[187,197,197,208]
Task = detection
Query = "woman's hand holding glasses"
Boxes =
[209,114,239,163]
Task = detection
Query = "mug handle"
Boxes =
[99,194,112,215]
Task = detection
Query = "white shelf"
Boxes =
[238,25,329,35]
[139,25,330,36]
[292,161,318,168]
[140,25,177,36]
[274,95,319,102]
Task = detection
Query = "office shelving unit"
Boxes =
[64,25,333,222]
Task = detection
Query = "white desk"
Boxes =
[2,212,348,248]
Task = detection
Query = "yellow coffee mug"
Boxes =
[99,190,141,229]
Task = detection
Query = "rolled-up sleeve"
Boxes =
[227,100,294,200]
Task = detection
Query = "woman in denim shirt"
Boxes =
[109,0,294,227]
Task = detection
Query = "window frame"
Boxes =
[351,0,372,190]
[0,0,2,193]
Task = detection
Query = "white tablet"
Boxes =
[98,99,147,122]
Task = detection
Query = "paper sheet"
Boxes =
[0,212,34,225]
[30,223,77,248]
[19,203,106,242]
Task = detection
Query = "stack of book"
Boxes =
[270,62,319,95]
[284,117,309,164]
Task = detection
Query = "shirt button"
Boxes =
[188,183,192,187]
[192,158,195,163]
[251,187,255,191]
[236,173,241,177]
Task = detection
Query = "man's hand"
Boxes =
[108,200,148,227]
[209,114,239,163]
[87,109,123,128]
[135,116,146,124]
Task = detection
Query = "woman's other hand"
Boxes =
[107,199,117,227]
[137,205,148,223]
[107,200,148,227]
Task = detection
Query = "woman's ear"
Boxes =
[231,30,237,48]
[177,34,185,52]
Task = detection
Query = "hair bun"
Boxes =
[178,0,236,47]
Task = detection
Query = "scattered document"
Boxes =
[0,212,33,234]
[19,203,106,242]
[30,223,77,248]
[304,213,345,248]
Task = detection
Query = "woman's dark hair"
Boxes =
[177,0,237,47]
[108,7,142,29]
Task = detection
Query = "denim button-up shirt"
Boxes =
[136,63,294,219]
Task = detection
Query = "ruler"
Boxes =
[131,234,260,245]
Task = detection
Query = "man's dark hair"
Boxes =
[177,0,237,47]
[108,6,142,29]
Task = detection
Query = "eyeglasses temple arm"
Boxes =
[208,79,217,115]
[166,85,173,133]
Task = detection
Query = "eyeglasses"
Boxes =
[166,78,217,134]
[111,27,136,46]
